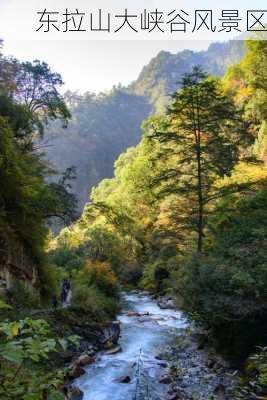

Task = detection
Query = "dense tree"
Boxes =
[146,67,248,252]
[48,39,267,383]
[172,178,267,359]
[45,41,245,211]
[3,60,70,139]
[0,51,77,292]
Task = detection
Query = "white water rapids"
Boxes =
[76,292,188,400]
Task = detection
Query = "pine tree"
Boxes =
[147,66,246,252]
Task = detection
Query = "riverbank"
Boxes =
[43,307,121,398]
[73,291,238,400]
[0,304,121,399]
[157,329,237,399]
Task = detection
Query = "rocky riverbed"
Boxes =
[72,292,238,400]
[156,330,237,399]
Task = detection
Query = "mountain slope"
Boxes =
[45,41,246,211]
[131,41,245,111]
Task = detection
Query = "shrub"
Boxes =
[141,260,170,293]
[72,260,119,319]
[72,284,118,319]
[8,281,41,309]
[171,188,267,359]
[119,262,143,286]
[0,317,79,400]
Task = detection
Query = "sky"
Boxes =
[3,40,211,93]
[1,0,267,93]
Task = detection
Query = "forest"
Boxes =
[45,40,245,212]
[0,38,266,400]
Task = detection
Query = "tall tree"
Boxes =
[0,49,77,287]
[147,67,246,252]
[0,58,70,149]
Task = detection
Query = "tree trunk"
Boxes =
[196,92,203,253]
[196,142,203,253]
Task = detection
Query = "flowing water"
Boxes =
[76,292,188,400]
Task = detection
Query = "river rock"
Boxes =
[76,354,95,367]
[68,364,86,380]
[206,358,216,369]
[78,343,96,356]
[138,316,153,324]
[103,340,114,349]
[105,345,122,355]
[159,375,172,384]
[214,383,226,399]
[158,361,168,368]
[157,296,175,310]
[68,386,84,400]
[168,394,183,400]
[155,352,166,360]
[127,311,150,317]
[101,321,121,346]
[168,385,189,400]
[126,311,141,317]
[114,375,131,383]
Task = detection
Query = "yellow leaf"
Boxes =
[11,323,19,337]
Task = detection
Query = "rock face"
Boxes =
[100,321,121,346]
[63,385,84,400]
[157,296,175,310]
[0,233,38,290]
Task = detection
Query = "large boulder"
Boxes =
[69,386,84,400]
[76,353,95,367]
[61,385,84,400]
[68,364,86,380]
[157,296,175,310]
[100,321,121,346]
[114,375,131,383]
[159,375,172,384]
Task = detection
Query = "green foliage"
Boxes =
[72,284,118,319]
[235,347,267,399]
[146,66,248,252]
[0,317,79,400]
[50,224,120,317]
[0,300,12,310]
[72,260,119,318]
[160,40,267,360]
[0,48,77,293]
[70,39,267,367]
[78,260,118,296]
[11,60,70,137]
[8,281,41,309]
[171,183,267,358]
[119,263,143,287]
[224,39,267,161]
[132,41,245,113]
[46,89,152,211]
[48,246,84,272]
[45,41,245,211]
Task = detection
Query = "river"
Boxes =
[76,292,188,400]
